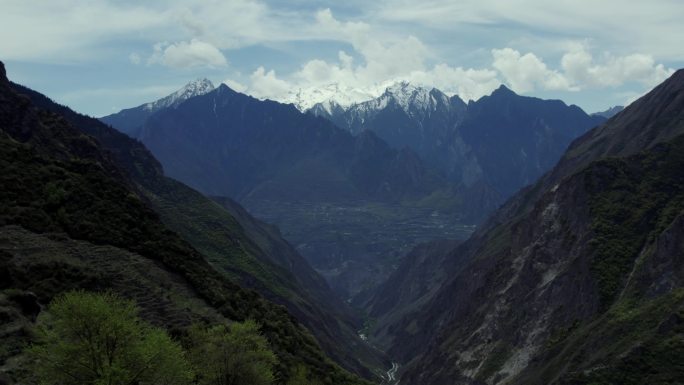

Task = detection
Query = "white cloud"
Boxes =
[233,9,671,106]
[375,0,684,61]
[222,78,248,93]
[148,39,227,69]
[488,46,674,95]
[405,64,500,101]
[561,46,674,88]
[492,48,574,93]
[248,67,292,100]
[0,0,166,62]
[236,39,674,107]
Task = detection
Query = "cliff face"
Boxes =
[374,69,684,384]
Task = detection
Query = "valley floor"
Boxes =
[243,199,476,299]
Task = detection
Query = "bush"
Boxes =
[188,320,278,385]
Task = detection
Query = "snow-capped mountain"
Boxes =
[143,78,215,112]
[306,81,457,121]
[281,82,383,112]
[311,83,606,203]
[310,81,462,136]
[278,80,457,117]
[347,81,451,120]
[101,78,215,136]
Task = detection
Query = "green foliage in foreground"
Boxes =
[29,291,193,385]
[28,291,288,385]
[188,321,277,385]
[286,365,322,385]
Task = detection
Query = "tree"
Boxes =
[188,320,277,385]
[29,290,192,385]
[286,365,321,385]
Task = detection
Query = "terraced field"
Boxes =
[242,200,476,300]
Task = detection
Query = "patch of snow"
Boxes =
[280,82,385,111]
[144,78,215,112]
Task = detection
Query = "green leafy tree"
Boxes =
[286,365,321,385]
[188,320,277,385]
[29,290,193,385]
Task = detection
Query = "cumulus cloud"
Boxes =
[229,9,670,107]
[406,65,501,101]
[561,46,674,88]
[248,67,292,100]
[492,48,575,93]
[488,46,674,95]
[148,39,227,69]
[222,78,248,93]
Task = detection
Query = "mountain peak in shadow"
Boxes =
[491,84,516,97]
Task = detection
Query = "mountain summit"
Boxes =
[281,80,445,114]
[282,82,382,111]
[144,78,214,111]
[100,78,215,136]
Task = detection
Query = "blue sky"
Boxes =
[1,0,682,116]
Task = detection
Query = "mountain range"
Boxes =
[101,80,604,300]
[101,81,472,298]
[310,81,606,200]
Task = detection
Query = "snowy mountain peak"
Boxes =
[385,80,420,95]
[283,82,381,112]
[309,98,346,117]
[282,80,452,117]
[382,82,446,113]
[144,78,215,111]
